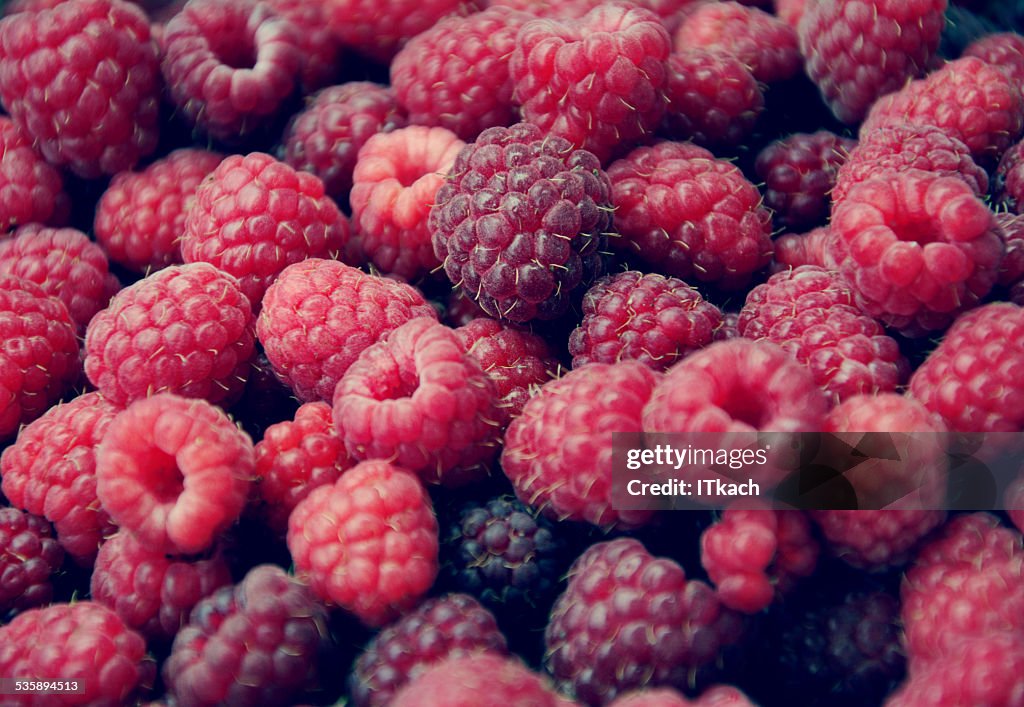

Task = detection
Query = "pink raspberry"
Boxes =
[0,116,69,231]
[609,686,756,707]
[501,361,660,529]
[911,513,1021,574]
[568,271,723,372]
[96,393,255,555]
[262,0,341,93]
[775,0,807,27]
[350,127,464,280]
[180,152,350,306]
[798,0,946,125]
[287,459,439,627]
[333,317,500,486]
[0,507,63,614]
[770,227,835,272]
[0,392,120,565]
[996,139,1024,214]
[963,31,1024,94]
[256,258,437,402]
[280,82,407,203]
[608,141,774,290]
[0,0,161,178]
[84,263,256,407]
[996,212,1024,289]
[827,170,1003,335]
[94,148,223,274]
[90,531,233,642]
[510,4,671,163]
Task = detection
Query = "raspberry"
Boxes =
[94,148,224,274]
[827,170,1003,335]
[390,653,570,707]
[502,361,659,529]
[256,258,437,402]
[390,7,532,141]
[350,127,465,280]
[996,139,1024,213]
[0,116,69,231]
[672,1,801,83]
[287,459,439,627]
[798,0,946,125]
[90,531,233,642]
[908,302,1024,431]
[0,225,120,333]
[180,152,350,306]
[911,512,1022,575]
[609,686,756,707]
[607,141,774,289]
[568,271,723,372]
[162,564,328,707]
[253,401,352,534]
[714,311,741,341]
[96,393,255,555]
[350,593,508,707]
[510,5,671,163]
[775,0,807,27]
[754,131,856,230]
[660,50,765,150]
[996,212,1024,288]
[454,317,558,427]
[861,56,1024,165]
[332,317,500,486]
[429,122,612,323]
[770,227,835,272]
[262,0,340,93]
[160,0,303,143]
[0,0,160,178]
[0,274,80,441]
[0,507,63,614]
[738,266,908,403]
[546,538,744,705]
[962,31,1024,93]
[833,124,988,207]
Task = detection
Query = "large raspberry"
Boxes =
[180,152,350,306]
[0,0,161,178]
[963,31,1024,91]
[510,4,671,163]
[287,459,439,627]
[0,507,63,614]
[0,116,68,231]
[996,138,1024,214]
[429,122,611,323]
[84,263,255,407]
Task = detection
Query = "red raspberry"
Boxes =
[262,0,341,93]
[714,311,741,341]
[280,83,407,203]
[162,564,328,707]
[501,361,659,529]
[333,317,500,486]
[350,593,508,707]
[429,122,612,323]
[454,317,558,427]
[996,212,1024,289]
[256,258,437,402]
[350,127,464,280]
[546,538,745,705]
[0,392,120,565]
[391,7,532,141]
[0,601,154,704]
[0,116,68,231]
[0,507,63,614]
[798,0,945,125]
[660,50,764,150]
[738,266,907,403]
[996,139,1024,213]
[911,513,1021,575]
[833,124,988,207]
[287,459,439,627]
[0,0,160,178]
[775,0,807,27]
[253,401,352,534]
[609,686,756,707]
[510,4,671,163]
[94,148,223,274]
[0,274,79,441]
[608,141,774,290]
[84,262,256,407]
[754,131,856,230]
[908,302,1024,431]
[180,152,350,306]
[827,170,1003,335]
[391,653,571,707]
[0,225,120,333]
[96,393,255,555]
[770,227,835,272]
[861,56,1024,165]
[568,271,723,372]
[963,31,1024,93]
[160,0,302,143]
[90,531,232,642]
[673,1,800,83]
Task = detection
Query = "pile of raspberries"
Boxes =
[2,0,1024,704]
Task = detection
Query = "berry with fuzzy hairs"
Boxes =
[996,139,1024,213]
[0,116,69,231]
[263,0,341,92]
[0,507,63,614]
[911,512,1022,575]
[770,227,835,272]
[963,32,1024,94]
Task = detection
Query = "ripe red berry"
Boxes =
[0,116,69,231]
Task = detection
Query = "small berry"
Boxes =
[0,116,69,231]
[0,507,63,615]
